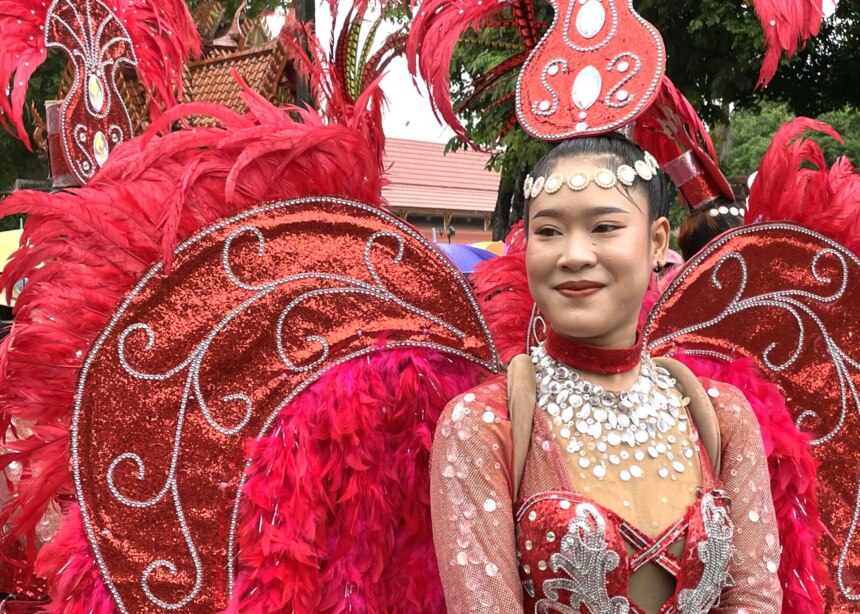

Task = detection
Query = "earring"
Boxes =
[653,262,665,273]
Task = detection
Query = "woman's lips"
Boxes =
[556,286,601,298]
[555,283,603,298]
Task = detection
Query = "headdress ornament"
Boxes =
[409,0,824,210]
[0,0,201,183]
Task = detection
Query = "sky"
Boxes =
[269,1,454,144]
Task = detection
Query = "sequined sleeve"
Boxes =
[708,381,783,613]
[430,380,525,613]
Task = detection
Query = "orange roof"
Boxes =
[183,38,290,123]
[382,139,500,214]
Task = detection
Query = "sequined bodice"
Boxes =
[429,374,783,614]
[515,483,733,614]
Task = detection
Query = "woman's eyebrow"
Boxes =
[532,205,630,220]
[588,206,630,216]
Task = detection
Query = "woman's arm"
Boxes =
[430,386,525,613]
[710,382,783,613]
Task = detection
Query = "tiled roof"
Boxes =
[382,139,501,214]
[182,38,291,125]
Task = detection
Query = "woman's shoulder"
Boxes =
[695,377,761,444]
[442,372,511,424]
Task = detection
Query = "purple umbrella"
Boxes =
[434,243,498,275]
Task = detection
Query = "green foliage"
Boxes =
[722,102,860,178]
[721,102,794,177]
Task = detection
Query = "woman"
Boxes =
[430,135,782,613]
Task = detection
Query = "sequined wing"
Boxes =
[643,222,860,611]
[71,197,498,612]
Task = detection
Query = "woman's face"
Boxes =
[525,156,669,348]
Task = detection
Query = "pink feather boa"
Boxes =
[226,348,486,613]
[676,354,828,612]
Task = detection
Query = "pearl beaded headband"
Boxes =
[524,152,660,200]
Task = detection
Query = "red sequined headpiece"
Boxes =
[515,0,665,140]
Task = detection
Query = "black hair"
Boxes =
[677,197,744,260]
[524,133,669,232]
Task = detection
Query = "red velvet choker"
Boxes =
[544,327,643,375]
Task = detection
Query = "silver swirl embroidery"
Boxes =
[532,59,569,117]
[646,246,855,445]
[677,493,733,613]
[536,503,630,614]
[605,53,641,108]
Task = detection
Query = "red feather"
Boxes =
[227,349,485,613]
[748,117,860,255]
[407,0,513,144]
[750,0,825,87]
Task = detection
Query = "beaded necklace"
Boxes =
[532,342,697,482]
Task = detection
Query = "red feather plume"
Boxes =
[750,0,826,87]
[748,117,860,255]
[407,0,515,144]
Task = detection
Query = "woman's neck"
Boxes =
[543,326,644,391]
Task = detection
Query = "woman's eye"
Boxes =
[535,227,560,237]
[593,223,622,233]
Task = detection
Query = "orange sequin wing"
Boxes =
[72,198,499,613]
[643,222,860,610]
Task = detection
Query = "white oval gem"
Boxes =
[547,64,560,76]
[576,0,606,39]
[616,89,629,101]
[672,461,686,473]
[571,65,602,110]
[593,464,607,479]
[620,470,631,481]
[538,100,551,111]
[629,465,643,478]
[579,456,591,469]
[88,74,105,112]
[484,499,498,512]
[616,60,630,73]
[93,131,109,167]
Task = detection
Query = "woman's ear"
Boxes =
[650,216,671,267]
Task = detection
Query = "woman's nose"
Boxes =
[558,236,597,270]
